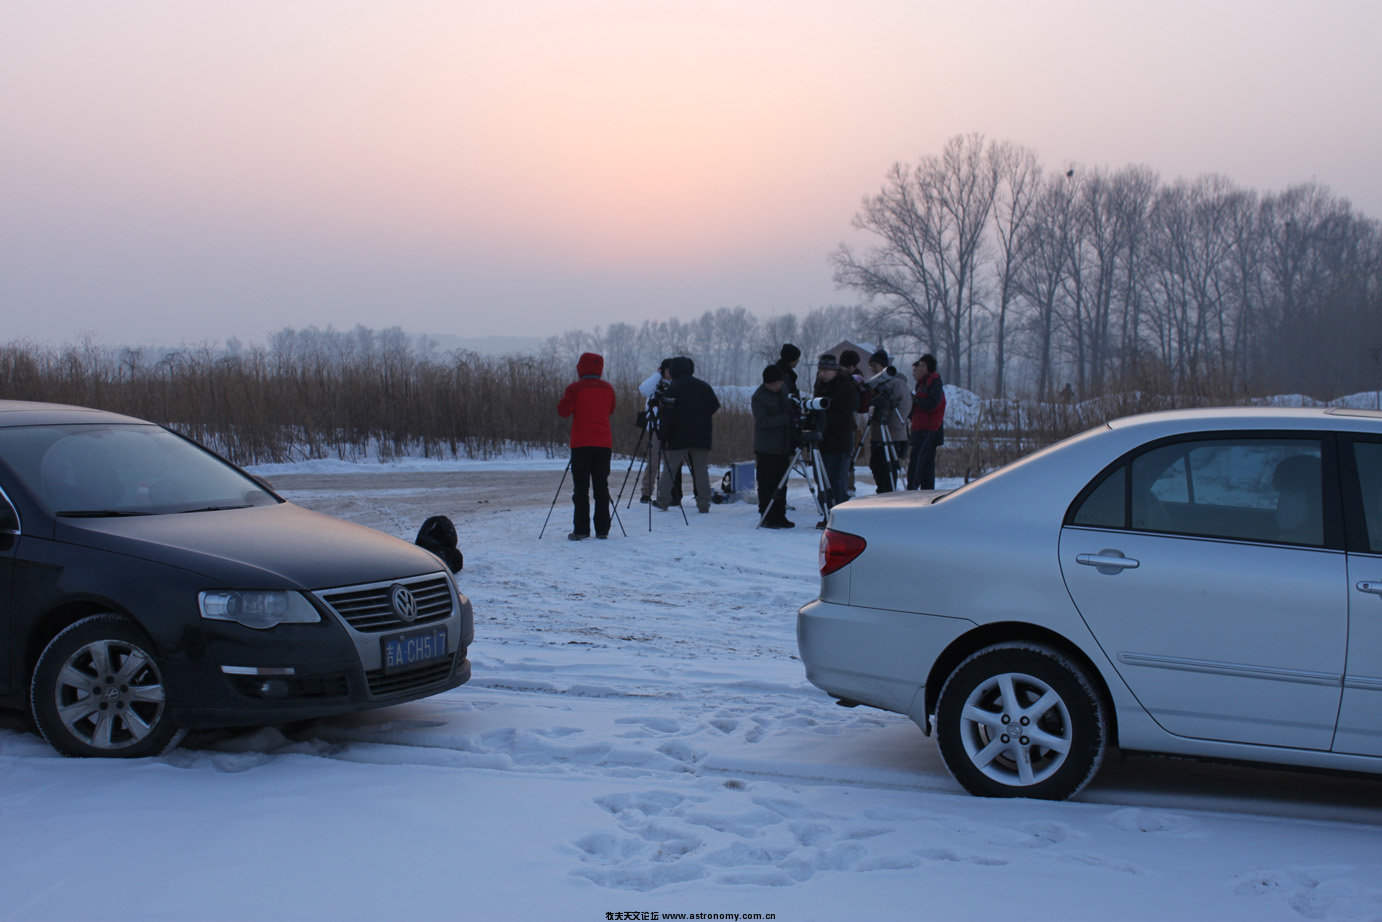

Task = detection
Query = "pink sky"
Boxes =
[3,0,1380,345]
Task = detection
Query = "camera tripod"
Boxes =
[613,410,689,530]
[858,404,909,492]
[756,430,832,529]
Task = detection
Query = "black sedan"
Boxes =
[0,400,473,757]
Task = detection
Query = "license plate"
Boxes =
[382,626,449,673]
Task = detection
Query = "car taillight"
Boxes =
[819,529,866,576]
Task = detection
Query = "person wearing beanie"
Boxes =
[751,363,795,528]
[557,352,617,539]
[774,343,802,399]
[865,350,911,492]
[907,353,946,490]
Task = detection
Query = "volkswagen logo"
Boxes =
[389,584,419,622]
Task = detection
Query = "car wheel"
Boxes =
[935,642,1106,800]
[31,615,179,758]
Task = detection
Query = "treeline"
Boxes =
[833,134,1382,400]
[5,327,1333,479]
[0,328,762,467]
[538,305,878,388]
[0,331,595,464]
[547,135,1382,404]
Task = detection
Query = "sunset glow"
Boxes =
[3,0,1380,343]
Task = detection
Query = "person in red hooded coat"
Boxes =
[557,352,617,539]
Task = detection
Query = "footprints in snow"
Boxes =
[570,792,1219,892]
[573,789,894,891]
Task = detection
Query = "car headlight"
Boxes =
[198,590,321,629]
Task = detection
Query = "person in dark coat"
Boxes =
[907,353,946,490]
[813,353,858,522]
[838,349,867,496]
[774,343,802,399]
[751,364,794,528]
[654,356,720,514]
[557,352,617,539]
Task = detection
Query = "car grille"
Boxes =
[317,574,453,633]
[366,660,455,697]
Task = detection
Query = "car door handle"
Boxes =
[1356,581,1382,595]
[1076,551,1140,574]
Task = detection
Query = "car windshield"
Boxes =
[0,424,278,517]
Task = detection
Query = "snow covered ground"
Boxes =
[3,457,1382,922]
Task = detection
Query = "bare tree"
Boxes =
[759,312,799,365]
[713,306,757,384]
[1017,172,1079,399]
[833,134,999,383]
[987,142,1042,397]
[602,322,638,384]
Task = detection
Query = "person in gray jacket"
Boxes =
[751,364,795,528]
[865,350,912,492]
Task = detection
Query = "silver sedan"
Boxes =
[798,407,1382,799]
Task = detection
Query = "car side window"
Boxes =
[1129,438,1325,545]
[1352,442,1382,553]
[1071,466,1125,528]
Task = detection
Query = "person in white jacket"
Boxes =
[637,359,673,502]
[865,350,912,493]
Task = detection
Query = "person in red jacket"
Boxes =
[557,352,617,540]
[906,353,946,490]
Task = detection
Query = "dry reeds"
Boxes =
[0,337,1283,477]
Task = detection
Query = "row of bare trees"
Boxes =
[834,134,1382,401]
[0,328,776,467]
[538,305,891,388]
[0,331,596,465]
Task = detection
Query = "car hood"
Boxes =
[55,502,443,589]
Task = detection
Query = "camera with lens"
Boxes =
[789,393,829,444]
[637,380,676,432]
[651,380,677,440]
[866,379,895,417]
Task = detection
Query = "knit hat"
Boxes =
[869,350,889,367]
[839,349,859,367]
[817,353,839,370]
[780,343,801,362]
[762,364,784,383]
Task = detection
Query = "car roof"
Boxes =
[0,399,151,428]
[1107,405,1382,434]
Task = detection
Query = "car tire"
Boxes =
[935,642,1106,800]
[31,615,179,758]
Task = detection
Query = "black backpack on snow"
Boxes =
[415,515,463,573]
